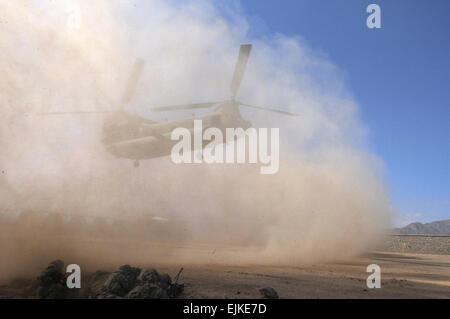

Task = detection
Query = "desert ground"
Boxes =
[174,251,450,298]
[0,237,449,299]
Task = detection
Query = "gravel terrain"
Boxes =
[380,235,449,255]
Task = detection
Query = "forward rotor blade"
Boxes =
[150,101,222,112]
[238,102,300,117]
[230,44,252,98]
[120,58,145,110]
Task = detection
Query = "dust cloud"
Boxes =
[0,0,393,281]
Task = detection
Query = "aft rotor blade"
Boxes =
[150,101,222,112]
[230,44,252,98]
[238,102,300,117]
[120,58,145,110]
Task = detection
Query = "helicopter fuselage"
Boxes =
[105,102,251,161]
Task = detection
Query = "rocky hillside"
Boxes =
[393,219,450,235]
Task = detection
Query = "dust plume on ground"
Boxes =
[0,1,393,282]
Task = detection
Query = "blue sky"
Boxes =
[234,0,449,225]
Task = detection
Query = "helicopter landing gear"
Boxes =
[134,160,140,168]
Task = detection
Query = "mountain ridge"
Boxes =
[393,219,450,235]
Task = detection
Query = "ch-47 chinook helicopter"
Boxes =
[45,44,299,167]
